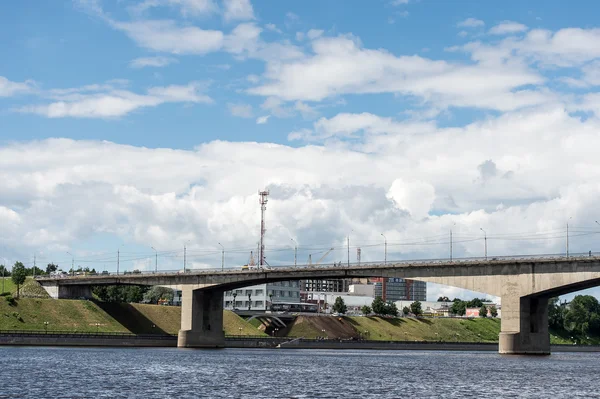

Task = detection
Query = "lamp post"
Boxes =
[381,233,387,265]
[290,238,297,267]
[567,217,572,258]
[347,229,354,267]
[480,228,487,260]
[66,252,74,275]
[238,327,242,336]
[95,323,100,333]
[151,246,158,273]
[44,321,49,333]
[218,243,224,271]
[450,223,456,261]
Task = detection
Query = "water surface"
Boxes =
[1,347,597,398]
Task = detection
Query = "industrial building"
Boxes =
[372,278,427,302]
[223,281,301,310]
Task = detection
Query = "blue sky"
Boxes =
[2,0,600,301]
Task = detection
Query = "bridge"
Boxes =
[35,254,600,355]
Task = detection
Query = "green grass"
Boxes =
[0,278,16,295]
[0,298,266,336]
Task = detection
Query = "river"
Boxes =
[0,347,597,398]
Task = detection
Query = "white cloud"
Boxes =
[306,29,324,40]
[489,21,528,35]
[256,115,270,124]
[18,81,212,118]
[223,0,255,22]
[390,0,409,5]
[131,0,219,17]
[457,18,484,28]
[129,56,178,68]
[249,34,546,112]
[113,20,224,54]
[387,178,435,219]
[228,103,253,118]
[0,76,35,97]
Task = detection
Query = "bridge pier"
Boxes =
[177,287,225,348]
[40,283,93,299]
[499,296,550,355]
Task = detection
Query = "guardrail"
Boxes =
[0,330,176,339]
[34,251,600,280]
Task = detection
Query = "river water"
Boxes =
[0,347,597,398]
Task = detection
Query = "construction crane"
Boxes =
[307,248,334,267]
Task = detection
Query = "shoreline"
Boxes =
[0,332,598,352]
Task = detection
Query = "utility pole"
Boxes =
[117,249,120,275]
[450,230,453,261]
[151,247,158,273]
[480,228,487,261]
[33,255,36,279]
[291,238,297,267]
[258,190,269,267]
[67,252,74,275]
[347,235,350,267]
[567,217,572,258]
[183,244,187,273]
[357,248,361,266]
[218,243,224,271]
[381,233,387,265]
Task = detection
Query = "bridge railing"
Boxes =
[34,251,600,280]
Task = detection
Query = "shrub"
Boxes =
[5,295,16,306]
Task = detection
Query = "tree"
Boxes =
[451,300,466,316]
[387,302,399,317]
[467,298,484,308]
[548,297,566,330]
[372,296,387,315]
[410,301,422,317]
[11,262,26,298]
[564,295,600,337]
[0,264,11,277]
[332,297,347,314]
[46,263,58,274]
[92,285,149,303]
[402,306,411,316]
[437,296,450,302]
[489,305,498,318]
[361,305,371,316]
[479,305,488,318]
[143,286,174,304]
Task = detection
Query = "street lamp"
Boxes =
[151,246,158,273]
[183,240,191,273]
[381,233,387,265]
[238,327,243,336]
[567,217,572,258]
[218,243,224,271]
[44,321,49,333]
[450,223,456,261]
[66,252,74,275]
[290,238,297,267]
[480,228,487,261]
[347,229,354,267]
[95,323,100,333]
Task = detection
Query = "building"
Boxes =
[372,278,427,302]
[223,281,301,310]
[302,279,351,293]
[396,300,453,316]
[348,284,375,297]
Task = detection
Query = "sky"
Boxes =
[2,0,600,301]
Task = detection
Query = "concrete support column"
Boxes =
[178,287,225,348]
[499,295,550,355]
[41,284,93,299]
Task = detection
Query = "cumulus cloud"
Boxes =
[489,21,528,35]
[0,76,36,97]
[248,34,548,112]
[17,81,212,118]
[129,56,178,68]
[223,0,255,21]
[256,115,270,124]
[131,0,219,17]
[457,18,485,28]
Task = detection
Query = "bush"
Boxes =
[5,295,16,306]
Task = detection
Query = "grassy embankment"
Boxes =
[0,297,265,336]
[286,315,577,345]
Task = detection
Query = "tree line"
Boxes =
[548,295,600,339]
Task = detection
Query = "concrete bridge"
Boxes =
[35,255,600,355]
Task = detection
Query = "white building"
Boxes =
[348,284,375,297]
[223,281,301,310]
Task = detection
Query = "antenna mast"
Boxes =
[258,189,269,267]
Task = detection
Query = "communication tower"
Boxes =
[258,189,269,267]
